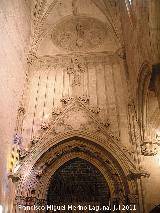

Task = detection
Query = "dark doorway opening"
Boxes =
[47,158,111,212]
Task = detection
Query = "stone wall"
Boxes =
[0,0,31,211]
[120,1,160,211]
[22,54,130,150]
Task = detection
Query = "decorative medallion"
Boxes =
[51,16,107,51]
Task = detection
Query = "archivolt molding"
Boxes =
[18,98,134,168]
[13,98,149,186]
[13,135,146,211]
[35,142,125,200]
[137,62,152,129]
[31,0,59,51]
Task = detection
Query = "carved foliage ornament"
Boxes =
[51,16,107,51]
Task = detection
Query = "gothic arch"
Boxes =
[137,62,152,140]
[33,137,130,200]
[46,157,111,207]
[13,133,142,212]
[137,62,160,155]
[12,99,144,212]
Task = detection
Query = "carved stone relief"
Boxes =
[66,56,86,86]
[141,141,159,156]
[50,98,109,138]
[31,53,115,73]
[51,16,107,52]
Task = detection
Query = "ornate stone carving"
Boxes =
[8,172,21,183]
[19,148,29,160]
[35,166,46,179]
[18,105,25,115]
[66,56,86,86]
[60,95,89,106]
[50,99,110,138]
[127,169,150,180]
[141,141,158,156]
[27,51,37,65]
[40,121,49,130]
[89,106,101,114]
[127,194,139,204]
[60,96,74,105]
[32,53,112,72]
[31,135,40,146]
[51,16,107,52]
[52,107,62,116]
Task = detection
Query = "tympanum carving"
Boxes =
[51,16,107,52]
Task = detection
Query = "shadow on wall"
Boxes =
[150,205,160,213]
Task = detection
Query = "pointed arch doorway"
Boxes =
[13,135,141,213]
[47,157,111,213]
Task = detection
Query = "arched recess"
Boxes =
[137,62,160,155]
[47,158,111,207]
[137,62,152,141]
[12,132,144,213]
